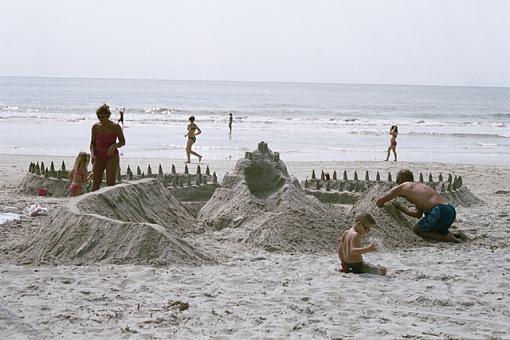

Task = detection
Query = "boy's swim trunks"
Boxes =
[342,261,379,274]
[418,203,456,235]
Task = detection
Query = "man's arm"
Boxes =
[393,202,423,218]
[376,184,404,207]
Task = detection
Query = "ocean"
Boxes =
[1,77,509,165]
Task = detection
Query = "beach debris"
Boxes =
[24,203,48,217]
[0,212,21,225]
[168,300,190,312]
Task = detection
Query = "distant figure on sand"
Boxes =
[376,169,466,243]
[69,152,90,196]
[385,125,398,161]
[118,107,125,126]
[338,212,387,275]
[229,112,233,134]
[185,116,202,163]
[90,104,126,191]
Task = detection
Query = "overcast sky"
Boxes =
[1,0,509,87]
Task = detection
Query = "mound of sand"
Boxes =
[350,183,425,249]
[198,142,350,253]
[17,173,70,197]
[22,179,209,265]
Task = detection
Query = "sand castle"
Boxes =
[198,142,350,252]
[20,160,218,200]
[18,142,483,262]
[22,179,210,266]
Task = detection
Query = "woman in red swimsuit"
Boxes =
[90,104,126,191]
[385,125,398,161]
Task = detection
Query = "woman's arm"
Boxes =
[195,124,202,135]
[90,125,97,161]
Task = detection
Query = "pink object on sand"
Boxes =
[37,188,47,196]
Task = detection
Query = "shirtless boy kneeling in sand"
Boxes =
[338,212,387,275]
[376,169,466,243]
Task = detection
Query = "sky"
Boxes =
[0,0,509,87]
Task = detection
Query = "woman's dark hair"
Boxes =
[96,104,111,117]
[188,116,195,122]
[390,125,398,133]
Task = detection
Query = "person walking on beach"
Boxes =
[338,212,386,275]
[69,152,90,196]
[90,104,126,191]
[228,112,233,134]
[118,107,125,126]
[185,115,202,163]
[376,169,466,243]
[385,125,398,161]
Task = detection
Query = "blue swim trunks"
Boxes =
[418,204,456,235]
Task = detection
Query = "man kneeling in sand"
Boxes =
[338,212,387,275]
[376,169,465,243]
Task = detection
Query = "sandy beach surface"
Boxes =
[1,153,509,339]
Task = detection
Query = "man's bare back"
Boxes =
[376,169,465,243]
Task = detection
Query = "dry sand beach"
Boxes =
[1,152,510,339]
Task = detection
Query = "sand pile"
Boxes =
[198,142,350,253]
[17,173,70,197]
[350,183,425,249]
[22,179,209,265]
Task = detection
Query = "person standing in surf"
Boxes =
[385,125,398,161]
[228,112,233,134]
[185,115,202,163]
[90,104,126,191]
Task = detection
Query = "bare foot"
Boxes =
[453,231,469,241]
[185,160,191,164]
[445,233,462,243]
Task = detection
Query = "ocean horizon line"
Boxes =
[1,75,508,90]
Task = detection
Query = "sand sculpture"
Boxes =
[18,145,482,261]
[198,142,350,252]
[20,161,218,198]
[22,179,210,266]
[304,169,481,207]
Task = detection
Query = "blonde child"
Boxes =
[69,152,90,196]
[385,125,398,161]
[338,212,386,275]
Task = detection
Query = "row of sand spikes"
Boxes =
[305,169,463,192]
[28,161,69,179]
[124,163,218,186]
[28,161,218,186]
